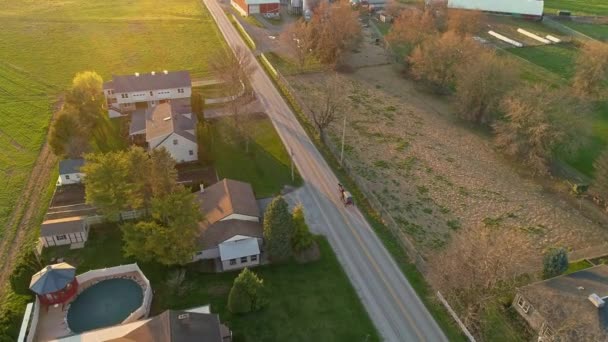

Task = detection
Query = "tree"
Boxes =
[454,50,517,124]
[49,107,88,158]
[10,249,43,295]
[227,268,267,314]
[427,224,539,331]
[308,0,361,66]
[409,31,481,92]
[197,120,214,165]
[572,41,608,100]
[446,9,485,36]
[263,196,295,261]
[191,92,205,122]
[82,150,133,218]
[387,8,438,47]
[493,85,590,174]
[122,186,201,265]
[148,147,179,198]
[65,71,106,130]
[307,73,347,141]
[281,20,314,71]
[291,204,314,253]
[542,247,568,279]
[125,146,153,210]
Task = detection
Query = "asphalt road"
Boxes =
[202,1,449,340]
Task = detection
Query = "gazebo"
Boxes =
[29,263,78,306]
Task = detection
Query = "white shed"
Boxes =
[57,159,85,186]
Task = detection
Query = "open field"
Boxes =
[562,21,608,41]
[210,116,302,198]
[41,224,379,341]
[0,0,228,237]
[544,0,608,16]
[506,43,578,79]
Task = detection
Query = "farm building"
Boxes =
[232,0,280,16]
[57,159,85,186]
[447,0,544,17]
[40,216,89,249]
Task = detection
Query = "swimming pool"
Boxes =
[67,278,143,333]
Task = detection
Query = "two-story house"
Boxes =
[103,70,192,118]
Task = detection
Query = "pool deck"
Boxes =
[35,271,148,341]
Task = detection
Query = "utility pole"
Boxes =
[340,115,346,166]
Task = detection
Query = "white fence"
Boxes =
[76,263,152,324]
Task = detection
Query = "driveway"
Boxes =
[201,0,449,340]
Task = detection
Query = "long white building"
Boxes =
[103,70,192,118]
[447,0,544,17]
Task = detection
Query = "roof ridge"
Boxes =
[223,179,235,217]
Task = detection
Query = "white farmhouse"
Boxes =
[194,179,263,271]
[103,70,192,118]
[56,159,85,186]
[130,99,197,163]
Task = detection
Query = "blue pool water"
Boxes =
[67,278,143,333]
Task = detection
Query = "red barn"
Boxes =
[232,0,280,16]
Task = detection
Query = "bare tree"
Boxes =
[308,0,361,67]
[409,30,481,92]
[454,49,517,124]
[572,40,608,100]
[427,224,540,332]
[493,85,590,175]
[307,73,348,142]
[281,20,313,71]
[446,9,485,36]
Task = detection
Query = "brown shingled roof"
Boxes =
[197,220,263,250]
[197,179,260,226]
[145,99,196,145]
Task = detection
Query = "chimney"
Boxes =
[151,71,156,75]
[135,72,140,77]
[163,70,168,75]
[199,184,205,193]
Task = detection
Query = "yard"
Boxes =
[562,21,608,41]
[544,0,608,16]
[506,43,578,79]
[42,224,380,341]
[0,0,228,239]
[209,116,302,198]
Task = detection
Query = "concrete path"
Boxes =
[201,0,449,340]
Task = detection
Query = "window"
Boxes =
[150,91,153,96]
[230,259,237,265]
[517,296,531,313]
[195,251,203,256]
[241,257,248,263]
[540,323,553,338]
[56,235,67,241]
[121,93,129,99]
[250,255,258,262]
[189,150,193,156]
[177,88,184,93]
[65,175,70,180]
[173,139,178,145]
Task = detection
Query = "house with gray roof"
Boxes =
[513,264,608,341]
[129,98,197,163]
[39,216,89,249]
[103,70,191,118]
[57,159,85,186]
[194,179,263,271]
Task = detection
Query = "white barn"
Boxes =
[194,179,263,271]
[56,159,85,186]
[40,216,89,249]
[447,0,544,17]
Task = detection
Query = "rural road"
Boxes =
[202,0,449,340]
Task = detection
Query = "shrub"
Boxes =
[543,247,568,279]
[228,268,267,314]
[292,204,314,253]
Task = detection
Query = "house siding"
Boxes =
[260,3,279,13]
[222,254,260,271]
[155,132,198,163]
[40,230,88,248]
[192,247,220,261]
[513,293,545,333]
[57,172,84,186]
[113,87,192,105]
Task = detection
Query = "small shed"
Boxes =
[57,159,85,186]
[232,0,280,16]
[29,263,78,306]
[40,216,89,249]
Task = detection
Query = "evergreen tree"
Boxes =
[228,268,266,314]
[291,204,314,253]
[543,247,569,279]
[263,196,295,261]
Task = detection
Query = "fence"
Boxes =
[437,291,476,342]
[76,263,152,324]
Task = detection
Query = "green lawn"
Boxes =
[506,43,578,79]
[562,21,608,41]
[42,224,380,341]
[566,259,593,274]
[0,0,228,238]
[544,0,608,16]
[210,116,302,198]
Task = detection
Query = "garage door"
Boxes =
[249,4,260,13]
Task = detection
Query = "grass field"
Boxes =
[210,116,302,198]
[42,224,380,341]
[0,0,228,237]
[544,0,608,16]
[506,43,578,79]
[562,21,608,41]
